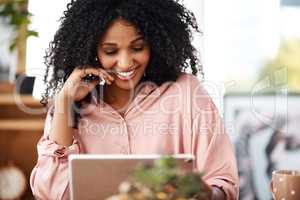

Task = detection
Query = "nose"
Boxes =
[117,51,134,70]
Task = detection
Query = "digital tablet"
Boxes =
[69,154,195,200]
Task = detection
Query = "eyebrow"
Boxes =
[102,36,144,46]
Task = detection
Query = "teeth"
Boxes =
[116,69,135,77]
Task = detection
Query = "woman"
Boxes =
[30,0,238,199]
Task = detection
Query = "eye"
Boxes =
[104,49,117,55]
[131,46,144,52]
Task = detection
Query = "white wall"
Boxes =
[26,0,69,99]
[203,0,281,85]
[280,6,300,38]
[0,18,17,82]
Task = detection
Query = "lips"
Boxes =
[114,67,137,80]
[116,69,135,76]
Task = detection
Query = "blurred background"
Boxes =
[0,0,299,199]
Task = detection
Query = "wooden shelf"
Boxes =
[0,94,41,106]
[0,119,44,131]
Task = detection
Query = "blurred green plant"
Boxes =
[108,157,206,200]
[0,0,38,51]
[259,38,300,92]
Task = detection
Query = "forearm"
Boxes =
[49,93,74,146]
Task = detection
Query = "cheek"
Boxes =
[99,56,115,69]
[137,51,151,66]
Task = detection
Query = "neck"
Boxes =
[103,84,134,110]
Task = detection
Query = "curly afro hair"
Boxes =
[42,0,202,106]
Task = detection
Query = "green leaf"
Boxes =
[9,41,17,51]
[0,0,39,53]
[176,173,204,196]
[27,30,38,37]
[154,156,177,169]
[122,157,205,198]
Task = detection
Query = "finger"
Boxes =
[79,68,100,78]
[99,68,114,81]
[98,71,112,85]
[70,68,84,80]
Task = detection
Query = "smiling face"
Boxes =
[97,19,151,90]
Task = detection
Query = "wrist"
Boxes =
[54,91,73,114]
[57,88,70,101]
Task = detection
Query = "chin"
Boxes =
[114,74,142,90]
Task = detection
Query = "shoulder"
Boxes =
[174,72,217,113]
[170,72,208,97]
[176,72,200,84]
[174,72,204,90]
[153,72,214,109]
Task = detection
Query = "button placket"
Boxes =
[119,117,131,154]
[121,146,129,154]
[115,142,129,154]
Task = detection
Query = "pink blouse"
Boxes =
[30,73,239,199]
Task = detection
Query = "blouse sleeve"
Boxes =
[189,79,239,200]
[30,107,81,200]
